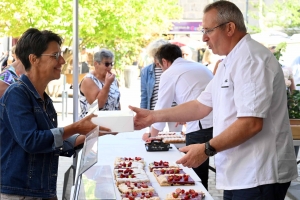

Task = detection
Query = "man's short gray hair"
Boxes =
[204,1,247,33]
[146,39,169,58]
[94,48,114,62]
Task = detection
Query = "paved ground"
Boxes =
[54,76,300,200]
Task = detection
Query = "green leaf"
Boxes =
[0,0,182,76]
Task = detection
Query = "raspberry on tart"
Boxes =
[152,168,185,177]
[149,160,179,172]
[118,181,155,193]
[120,190,160,200]
[155,174,195,186]
[165,188,205,200]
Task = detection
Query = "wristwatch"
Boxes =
[204,141,217,156]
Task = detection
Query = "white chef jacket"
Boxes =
[197,34,298,190]
[152,58,213,133]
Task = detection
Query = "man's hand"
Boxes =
[175,122,186,127]
[142,133,150,141]
[176,144,208,168]
[129,106,153,130]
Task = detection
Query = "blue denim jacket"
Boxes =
[140,63,155,109]
[0,75,79,198]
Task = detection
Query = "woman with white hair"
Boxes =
[79,48,120,119]
[180,46,193,61]
[140,39,168,110]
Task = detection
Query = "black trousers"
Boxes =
[185,127,213,190]
[223,182,291,200]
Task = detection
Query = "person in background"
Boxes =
[0,51,8,70]
[290,56,300,90]
[0,46,26,98]
[290,55,300,157]
[80,47,90,73]
[0,28,111,200]
[268,46,295,92]
[212,59,223,75]
[202,47,212,66]
[282,65,296,92]
[7,48,15,66]
[202,47,222,73]
[180,45,193,61]
[140,39,181,132]
[143,43,213,190]
[130,1,297,199]
[79,48,120,119]
[268,46,276,54]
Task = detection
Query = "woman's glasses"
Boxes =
[41,52,62,60]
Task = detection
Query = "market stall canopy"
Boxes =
[170,36,205,50]
[290,34,300,42]
[250,31,292,46]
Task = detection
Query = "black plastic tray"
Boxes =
[145,139,170,151]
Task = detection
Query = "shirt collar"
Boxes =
[19,75,51,102]
[222,34,250,68]
[171,57,186,67]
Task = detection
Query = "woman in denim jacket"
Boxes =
[0,28,109,200]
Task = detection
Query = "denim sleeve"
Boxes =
[140,67,148,109]
[50,128,80,157]
[50,127,64,148]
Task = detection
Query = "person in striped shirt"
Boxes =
[140,39,182,133]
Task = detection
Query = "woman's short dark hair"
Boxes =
[155,44,182,65]
[15,28,63,71]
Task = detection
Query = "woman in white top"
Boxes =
[79,49,120,119]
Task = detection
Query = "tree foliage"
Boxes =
[249,0,300,34]
[265,0,300,33]
[0,0,182,76]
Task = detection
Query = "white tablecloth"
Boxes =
[72,129,214,200]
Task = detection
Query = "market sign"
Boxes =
[169,21,202,34]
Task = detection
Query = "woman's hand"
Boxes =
[105,72,115,85]
[98,125,118,136]
[63,114,97,140]
[99,131,118,137]
[75,114,98,135]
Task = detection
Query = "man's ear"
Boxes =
[162,58,167,65]
[163,58,172,68]
[227,22,236,37]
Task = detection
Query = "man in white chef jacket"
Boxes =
[143,43,213,190]
[130,1,298,199]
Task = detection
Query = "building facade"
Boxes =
[177,0,277,31]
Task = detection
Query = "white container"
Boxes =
[91,110,134,132]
